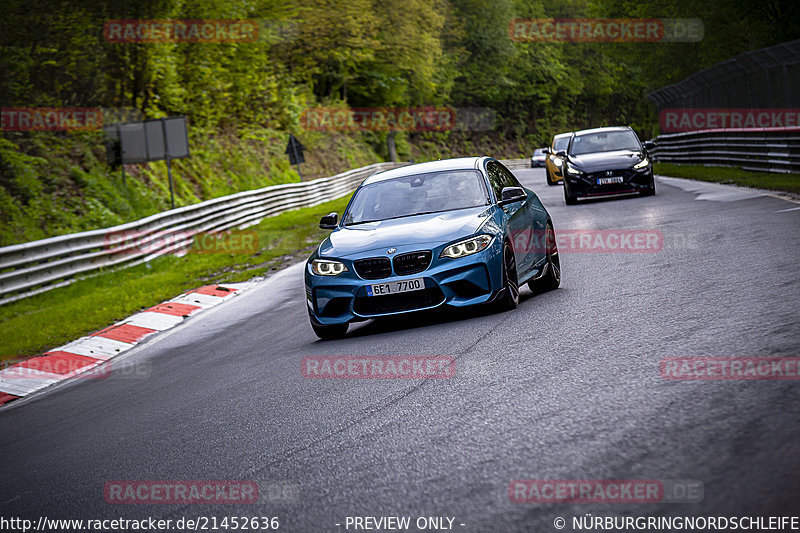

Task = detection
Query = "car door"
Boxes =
[500,162,548,274]
[486,161,535,276]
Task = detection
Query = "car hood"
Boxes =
[320,206,492,257]
[568,150,644,172]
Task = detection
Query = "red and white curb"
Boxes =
[0,282,254,406]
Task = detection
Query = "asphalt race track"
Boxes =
[2,169,799,532]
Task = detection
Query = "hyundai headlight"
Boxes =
[633,157,650,170]
[441,235,494,259]
[566,163,583,175]
[310,259,348,276]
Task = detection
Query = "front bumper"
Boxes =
[305,242,504,325]
[565,167,653,197]
[546,159,564,179]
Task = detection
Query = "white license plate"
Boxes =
[366,278,424,297]
[597,176,624,185]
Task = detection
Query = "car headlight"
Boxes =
[441,235,494,259]
[633,157,650,170]
[310,259,348,276]
[566,163,583,175]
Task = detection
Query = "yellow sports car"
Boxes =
[544,132,573,186]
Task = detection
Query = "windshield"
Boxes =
[344,170,488,225]
[570,130,641,155]
[553,136,570,151]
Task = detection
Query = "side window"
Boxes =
[485,162,505,199]
[486,162,521,201]
[497,163,522,189]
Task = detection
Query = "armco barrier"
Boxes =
[0,162,406,306]
[650,128,800,173]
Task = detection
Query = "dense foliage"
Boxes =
[1,0,797,244]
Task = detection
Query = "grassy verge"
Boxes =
[0,195,351,361]
[654,163,800,194]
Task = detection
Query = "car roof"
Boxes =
[553,132,573,139]
[572,126,632,136]
[363,157,486,184]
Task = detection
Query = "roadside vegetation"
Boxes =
[2,0,794,246]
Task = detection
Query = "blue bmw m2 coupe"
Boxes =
[305,157,560,339]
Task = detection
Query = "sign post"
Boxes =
[161,119,175,209]
[285,134,306,179]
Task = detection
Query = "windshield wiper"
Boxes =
[346,213,425,226]
[346,210,450,226]
[345,219,382,226]
[345,205,487,227]
[573,147,640,155]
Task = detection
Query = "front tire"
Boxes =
[546,168,557,186]
[528,225,561,294]
[564,185,578,205]
[310,320,348,340]
[496,243,520,311]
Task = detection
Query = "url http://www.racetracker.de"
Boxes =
[0,516,280,532]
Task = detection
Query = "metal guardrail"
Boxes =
[646,40,800,112]
[499,159,530,170]
[0,162,406,306]
[650,129,800,173]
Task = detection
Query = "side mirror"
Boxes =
[319,212,338,229]
[498,186,527,206]
[643,140,656,150]
[555,150,567,158]
[543,147,551,155]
